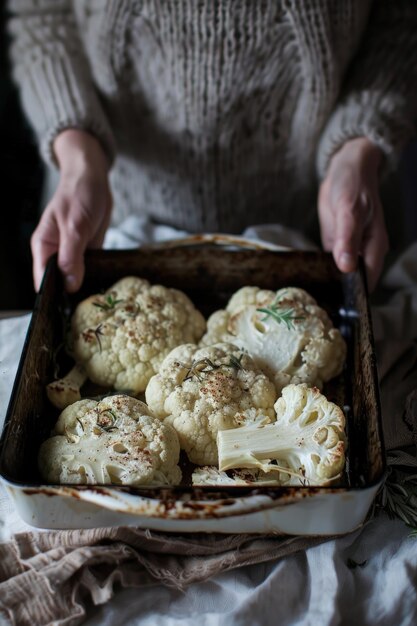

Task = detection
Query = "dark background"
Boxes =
[0,4,43,311]
[0,7,416,311]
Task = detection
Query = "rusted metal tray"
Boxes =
[0,240,385,535]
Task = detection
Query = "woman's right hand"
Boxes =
[31,129,112,293]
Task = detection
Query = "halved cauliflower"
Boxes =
[38,395,182,486]
[145,343,276,465]
[201,286,346,393]
[217,383,346,486]
[69,276,206,394]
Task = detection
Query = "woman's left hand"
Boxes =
[318,137,389,291]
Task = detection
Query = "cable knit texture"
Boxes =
[7,0,417,234]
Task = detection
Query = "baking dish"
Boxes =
[0,237,386,535]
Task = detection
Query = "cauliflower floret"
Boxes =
[217,383,346,486]
[38,395,182,486]
[70,277,206,394]
[146,343,276,466]
[46,364,87,410]
[201,286,346,393]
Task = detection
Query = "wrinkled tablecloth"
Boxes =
[0,221,417,626]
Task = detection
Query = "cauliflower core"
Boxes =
[201,286,346,393]
[46,364,87,410]
[217,383,346,486]
[145,343,276,466]
[71,277,206,394]
[38,395,182,486]
[192,466,281,486]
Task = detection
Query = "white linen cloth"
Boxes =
[1,220,417,625]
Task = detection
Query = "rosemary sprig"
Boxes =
[376,465,417,530]
[225,354,244,370]
[76,417,85,432]
[183,354,244,382]
[92,294,124,311]
[256,297,305,331]
[96,408,119,432]
[93,324,105,352]
[183,358,219,381]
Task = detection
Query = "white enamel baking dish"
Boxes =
[0,236,385,535]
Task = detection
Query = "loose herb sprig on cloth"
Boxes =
[376,464,417,530]
[256,297,305,330]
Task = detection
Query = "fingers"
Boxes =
[332,189,371,274]
[330,191,389,290]
[31,174,112,292]
[319,183,388,291]
[30,200,90,293]
[318,138,387,291]
[57,214,90,292]
[31,214,60,292]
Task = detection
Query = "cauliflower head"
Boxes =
[145,342,276,465]
[217,383,346,486]
[38,394,182,486]
[201,286,346,393]
[71,276,206,393]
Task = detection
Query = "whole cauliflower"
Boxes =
[70,276,206,394]
[145,343,276,465]
[38,395,182,486]
[201,286,346,393]
[218,383,346,486]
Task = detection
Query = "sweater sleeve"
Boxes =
[7,0,116,167]
[317,0,417,179]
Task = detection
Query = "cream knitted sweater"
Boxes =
[8,0,417,236]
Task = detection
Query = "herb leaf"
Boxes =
[94,324,105,352]
[376,464,417,531]
[225,354,244,370]
[183,358,219,381]
[256,297,305,331]
[96,408,119,432]
[76,417,85,432]
[182,354,244,382]
[93,294,124,311]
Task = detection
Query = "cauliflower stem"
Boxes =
[217,384,346,486]
[46,363,87,410]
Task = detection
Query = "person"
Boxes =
[7,1,417,293]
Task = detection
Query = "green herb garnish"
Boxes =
[377,465,417,531]
[96,408,119,432]
[76,417,85,432]
[183,358,219,381]
[183,354,244,382]
[93,324,105,352]
[225,354,244,370]
[92,294,123,311]
[256,297,305,330]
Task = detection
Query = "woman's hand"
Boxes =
[318,137,389,291]
[31,129,112,292]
